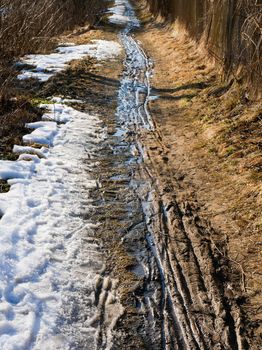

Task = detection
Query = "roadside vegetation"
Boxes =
[0,0,102,59]
[140,0,262,217]
[139,0,262,178]
[145,0,262,95]
[0,0,104,166]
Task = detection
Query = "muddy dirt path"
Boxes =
[93,1,252,349]
[0,0,257,349]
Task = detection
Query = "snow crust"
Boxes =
[0,160,35,181]
[13,145,48,159]
[17,40,122,81]
[23,121,58,146]
[0,100,105,349]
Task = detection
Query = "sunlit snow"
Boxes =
[17,40,122,82]
[0,101,105,349]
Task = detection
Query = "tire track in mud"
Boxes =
[92,1,249,349]
[135,160,247,349]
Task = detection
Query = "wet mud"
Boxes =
[89,1,252,349]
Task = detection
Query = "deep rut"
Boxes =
[136,158,247,349]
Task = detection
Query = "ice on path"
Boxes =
[0,101,105,349]
[108,0,130,25]
[107,0,140,27]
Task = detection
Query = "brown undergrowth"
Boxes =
[135,5,262,347]
[0,94,42,160]
[0,1,107,176]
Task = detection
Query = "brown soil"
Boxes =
[135,5,262,348]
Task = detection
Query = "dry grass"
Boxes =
[0,94,42,160]
[0,0,106,106]
[144,0,262,94]
[0,0,103,59]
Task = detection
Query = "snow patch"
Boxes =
[0,160,35,181]
[0,100,105,349]
[13,145,49,159]
[23,121,58,146]
[17,40,122,82]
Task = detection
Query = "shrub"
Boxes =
[0,0,103,59]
